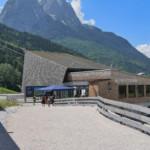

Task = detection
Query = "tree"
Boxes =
[0,63,19,90]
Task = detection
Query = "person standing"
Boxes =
[51,94,55,105]
[41,96,45,107]
[33,95,36,105]
[47,96,51,107]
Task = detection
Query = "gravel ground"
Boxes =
[1,104,150,150]
[0,106,19,126]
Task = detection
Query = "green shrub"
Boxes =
[0,100,19,110]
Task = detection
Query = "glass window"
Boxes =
[137,85,144,97]
[26,87,33,97]
[34,87,45,97]
[146,85,150,97]
[128,85,135,98]
[56,91,61,99]
[61,91,68,98]
[68,90,74,97]
[119,86,126,98]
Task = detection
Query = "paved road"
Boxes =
[3,104,150,150]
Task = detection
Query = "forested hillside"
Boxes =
[0,23,85,91]
[0,24,85,57]
[55,36,150,74]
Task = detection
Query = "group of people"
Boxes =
[41,94,55,107]
[33,93,55,107]
[75,93,86,97]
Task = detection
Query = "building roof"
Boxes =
[31,51,109,70]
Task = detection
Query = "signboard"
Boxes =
[26,87,33,97]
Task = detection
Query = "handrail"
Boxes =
[54,96,150,134]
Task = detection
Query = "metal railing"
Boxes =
[54,97,150,134]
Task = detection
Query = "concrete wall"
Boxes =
[22,51,67,92]
[0,94,24,103]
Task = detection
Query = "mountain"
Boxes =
[0,23,85,91]
[0,0,80,34]
[1,0,150,74]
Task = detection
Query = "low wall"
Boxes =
[0,96,7,100]
[54,97,150,135]
[0,93,24,103]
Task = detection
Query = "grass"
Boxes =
[0,100,19,111]
[0,87,18,94]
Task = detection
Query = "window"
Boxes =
[68,90,74,97]
[26,87,34,97]
[107,82,111,93]
[56,91,61,99]
[137,85,144,97]
[128,85,135,97]
[119,86,126,98]
[146,85,150,97]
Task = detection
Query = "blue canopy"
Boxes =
[37,85,75,92]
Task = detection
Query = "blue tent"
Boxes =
[37,85,75,92]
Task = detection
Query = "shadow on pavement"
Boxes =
[0,106,5,111]
[0,122,20,150]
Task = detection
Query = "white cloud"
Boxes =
[0,6,3,9]
[70,0,95,25]
[136,44,150,58]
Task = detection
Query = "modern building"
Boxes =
[22,51,150,106]
[67,69,150,104]
[22,51,109,98]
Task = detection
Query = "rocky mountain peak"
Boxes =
[38,0,80,25]
[0,0,81,32]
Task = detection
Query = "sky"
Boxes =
[0,0,150,58]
